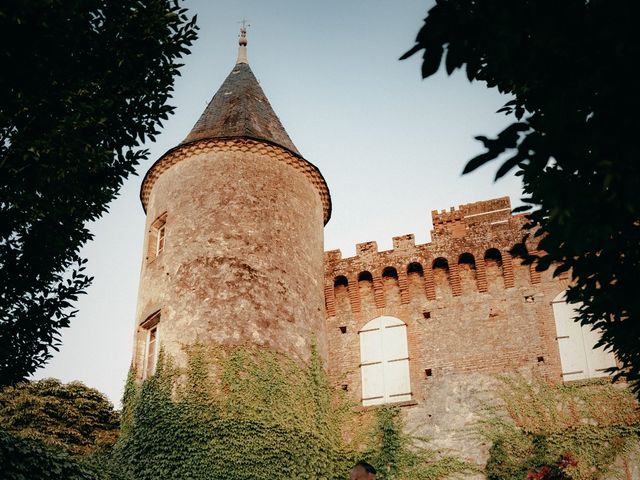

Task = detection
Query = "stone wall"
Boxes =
[324,197,574,463]
[132,139,328,377]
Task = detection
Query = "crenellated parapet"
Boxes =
[323,195,569,407]
[431,196,513,239]
[324,197,547,317]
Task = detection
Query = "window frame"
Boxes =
[147,212,167,262]
[358,316,412,406]
[140,311,161,379]
[551,293,616,381]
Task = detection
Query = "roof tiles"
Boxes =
[181,62,300,156]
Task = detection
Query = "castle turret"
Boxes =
[132,28,331,378]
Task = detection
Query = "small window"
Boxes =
[156,223,166,256]
[140,312,160,378]
[147,213,167,262]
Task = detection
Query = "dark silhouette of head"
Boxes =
[350,461,376,480]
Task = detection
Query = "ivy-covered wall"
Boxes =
[482,374,640,480]
[114,344,474,480]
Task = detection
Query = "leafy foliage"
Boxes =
[0,430,110,480]
[0,378,120,456]
[114,345,354,480]
[481,374,640,479]
[365,406,476,480]
[402,0,640,393]
[0,0,198,386]
[114,345,471,480]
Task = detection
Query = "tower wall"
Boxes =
[133,140,327,374]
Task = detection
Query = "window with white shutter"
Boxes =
[147,213,167,262]
[359,316,411,406]
[140,311,161,379]
[552,292,616,381]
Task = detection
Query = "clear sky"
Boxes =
[34,0,524,406]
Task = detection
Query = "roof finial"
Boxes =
[237,20,249,64]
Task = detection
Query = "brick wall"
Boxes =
[324,197,569,405]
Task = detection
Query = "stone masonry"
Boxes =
[323,196,574,463]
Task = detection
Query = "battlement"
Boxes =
[324,197,517,265]
[431,197,512,239]
[323,197,547,314]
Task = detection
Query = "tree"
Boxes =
[0,378,120,455]
[402,0,640,393]
[0,0,198,386]
[0,430,103,480]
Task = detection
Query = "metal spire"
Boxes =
[237,20,249,64]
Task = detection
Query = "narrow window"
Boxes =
[147,213,167,262]
[146,325,158,376]
[156,223,166,256]
[140,312,161,378]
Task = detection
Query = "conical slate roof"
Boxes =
[181,62,300,156]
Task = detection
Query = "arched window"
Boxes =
[359,316,411,406]
[552,292,616,381]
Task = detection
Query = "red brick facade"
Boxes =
[323,196,571,406]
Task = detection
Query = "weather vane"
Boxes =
[237,19,250,63]
[238,18,250,34]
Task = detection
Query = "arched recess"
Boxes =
[333,275,350,313]
[381,266,400,307]
[432,257,451,298]
[358,271,375,309]
[484,248,504,290]
[359,316,411,406]
[552,292,616,381]
[407,262,425,301]
[458,253,477,292]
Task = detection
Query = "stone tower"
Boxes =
[132,28,331,378]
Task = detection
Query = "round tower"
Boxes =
[132,28,331,378]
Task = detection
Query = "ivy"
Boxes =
[113,345,471,480]
[482,374,640,480]
[366,407,477,480]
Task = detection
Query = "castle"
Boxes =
[130,29,616,463]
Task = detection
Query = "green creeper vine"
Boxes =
[365,406,477,480]
[482,374,640,480]
[113,344,472,480]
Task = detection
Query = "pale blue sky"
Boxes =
[35,0,524,406]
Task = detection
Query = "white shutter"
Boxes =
[552,293,615,381]
[553,299,587,380]
[582,325,616,377]
[359,316,411,405]
[383,323,409,360]
[362,363,385,406]
[385,359,411,401]
[360,325,382,365]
